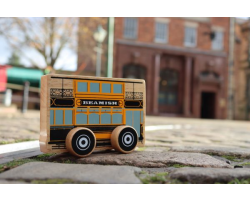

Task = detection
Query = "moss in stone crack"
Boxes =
[36,153,56,160]
[202,152,250,161]
[205,152,216,156]
[238,162,250,166]
[0,153,58,174]
[221,155,244,162]
[31,179,88,184]
[137,147,146,151]
[62,159,74,164]
[172,164,188,168]
[182,140,200,144]
[140,172,183,184]
[141,172,168,184]
[228,178,250,184]
[0,139,35,145]
[210,140,221,143]
[0,159,34,173]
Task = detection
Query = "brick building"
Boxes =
[78,17,230,119]
[234,18,250,120]
[78,18,109,76]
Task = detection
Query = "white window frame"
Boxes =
[184,23,197,47]
[123,18,138,39]
[154,21,168,43]
[212,30,224,51]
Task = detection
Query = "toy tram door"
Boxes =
[124,82,144,140]
[125,110,141,139]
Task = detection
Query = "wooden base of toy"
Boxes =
[66,127,96,158]
[111,126,138,154]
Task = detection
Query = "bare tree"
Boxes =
[0,17,78,68]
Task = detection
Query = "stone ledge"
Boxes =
[0,162,142,184]
[170,167,250,184]
[48,151,232,168]
[170,146,250,158]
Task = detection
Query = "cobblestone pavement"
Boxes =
[145,116,250,149]
[0,111,40,144]
[1,111,250,184]
[0,111,250,148]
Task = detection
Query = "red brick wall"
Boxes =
[234,21,250,120]
[113,17,230,118]
[78,17,108,76]
[168,18,184,47]
[114,17,230,52]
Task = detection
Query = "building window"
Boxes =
[212,31,224,50]
[184,27,197,47]
[123,18,137,39]
[158,69,179,105]
[155,22,168,43]
[123,64,146,80]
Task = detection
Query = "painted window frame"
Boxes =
[154,21,168,43]
[50,108,74,126]
[74,107,124,125]
[184,26,197,47]
[212,31,224,51]
[75,80,124,96]
[123,17,138,39]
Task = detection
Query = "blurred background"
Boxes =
[0,17,249,121]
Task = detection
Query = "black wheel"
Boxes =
[66,128,96,157]
[111,126,138,153]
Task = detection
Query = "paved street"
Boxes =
[0,111,40,144]
[146,116,250,148]
[1,111,250,148]
[1,111,250,183]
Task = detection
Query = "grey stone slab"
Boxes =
[0,157,13,165]
[0,180,27,184]
[50,151,232,168]
[141,167,175,174]
[0,148,42,164]
[170,146,250,158]
[0,162,141,184]
[169,167,250,184]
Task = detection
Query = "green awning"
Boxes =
[7,67,44,87]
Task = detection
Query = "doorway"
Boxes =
[158,69,180,113]
[200,92,216,119]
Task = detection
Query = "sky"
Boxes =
[0,33,77,71]
[0,17,248,71]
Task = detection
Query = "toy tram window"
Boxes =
[101,113,111,124]
[89,113,99,124]
[112,113,122,124]
[55,110,63,125]
[113,84,122,93]
[102,83,111,93]
[50,110,54,125]
[77,82,88,92]
[76,113,87,124]
[65,110,73,125]
[90,82,100,93]
[141,111,143,123]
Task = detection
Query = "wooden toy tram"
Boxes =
[40,74,146,157]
